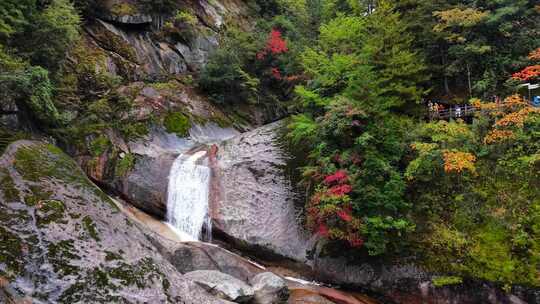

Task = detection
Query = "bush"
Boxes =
[163,112,191,137]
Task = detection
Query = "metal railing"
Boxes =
[429,102,537,120]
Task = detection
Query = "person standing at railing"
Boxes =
[456,105,462,118]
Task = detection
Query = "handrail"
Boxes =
[429,102,537,120]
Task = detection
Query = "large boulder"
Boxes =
[212,121,316,262]
[184,270,255,303]
[250,272,289,304]
[0,140,230,303]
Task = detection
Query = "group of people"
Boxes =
[427,101,463,118]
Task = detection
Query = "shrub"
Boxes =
[163,112,191,137]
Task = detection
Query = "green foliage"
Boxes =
[0,0,33,40]
[115,153,135,177]
[0,66,61,126]
[406,102,540,286]
[199,27,262,104]
[432,276,463,287]
[163,112,191,137]
[110,3,138,15]
[175,10,197,26]
[88,136,110,156]
[21,0,80,71]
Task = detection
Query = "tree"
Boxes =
[358,0,429,111]
[0,66,61,126]
[20,0,80,72]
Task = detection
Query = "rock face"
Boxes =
[0,140,230,303]
[250,272,289,304]
[213,121,316,262]
[79,122,239,219]
[184,270,255,303]
[84,0,251,80]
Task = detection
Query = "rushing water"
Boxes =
[166,150,212,241]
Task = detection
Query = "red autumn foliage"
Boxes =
[257,29,288,60]
[348,235,364,247]
[336,209,353,222]
[271,67,282,80]
[323,170,348,185]
[329,184,353,196]
[266,29,288,54]
[317,223,329,237]
[512,65,540,81]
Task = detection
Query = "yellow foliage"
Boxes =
[433,8,489,43]
[495,107,540,128]
[443,150,477,174]
[484,129,514,144]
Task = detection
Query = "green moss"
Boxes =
[0,226,24,279]
[432,276,463,287]
[0,169,19,202]
[88,136,110,156]
[115,153,135,177]
[58,258,169,303]
[120,122,149,141]
[107,258,160,289]
[36,200,66,227]
[0,128,25,155]
[111,3,138,15]
[175,10,198,26]
[163,112,191,137]
[87,99,113,116]
[151,80,183,91]
[82,216,100,242]
[14,144,89,186]
[92,26,137,63]
[48,240,80,277]
[24,186,53,206]
[104,251,123,262]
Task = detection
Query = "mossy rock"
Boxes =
[0,141,212,302]
[36,200,67,227]
[163,112,191,137]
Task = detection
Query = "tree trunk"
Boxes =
[442,51,450,95]
[467,62,472,98]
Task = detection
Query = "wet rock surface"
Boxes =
[213,121,316,262]
[0,140,230,303]
[184,270,255,303]
[250,272,289,304]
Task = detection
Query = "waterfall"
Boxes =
[166,150,212,241]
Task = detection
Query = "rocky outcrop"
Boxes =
[184,270,255,303]
[213,121,316,262]
[0,140,230,303]
[250,272,289,304]
[83,0,252,80]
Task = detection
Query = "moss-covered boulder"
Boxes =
[0,140,231,303]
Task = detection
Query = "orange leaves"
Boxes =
[484,129,514,144]
[443,150,476,174]
[495,107,540,128]
[529,48,540,61]
[478,95,540,145]
[512,65,540,81]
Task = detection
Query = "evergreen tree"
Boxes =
[359,0,429,111]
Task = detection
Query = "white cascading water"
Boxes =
[166,150,212,241]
